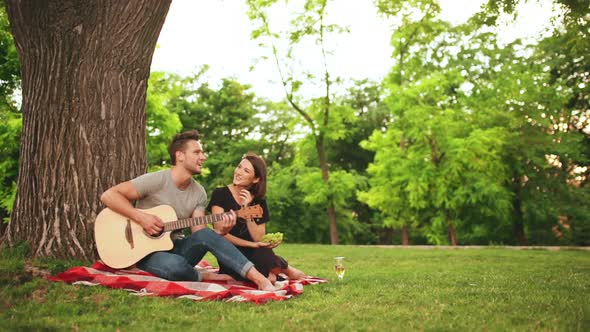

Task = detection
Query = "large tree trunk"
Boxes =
[317,136,339,244]
[4,0,171,259]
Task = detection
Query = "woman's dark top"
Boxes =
[207,186,287,280]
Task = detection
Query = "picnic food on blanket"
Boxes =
[261,232,283,244]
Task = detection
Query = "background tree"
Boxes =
[467,0,590,244]
[362,0,589,245]
[247,0,362,244]
[3,0,172,259]
[360,69,512,245]
[331,80,389,244]
[371,0,447,244]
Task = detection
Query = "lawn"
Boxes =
[1,244,588,331]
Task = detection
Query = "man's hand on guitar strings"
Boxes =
[137,212,164,235]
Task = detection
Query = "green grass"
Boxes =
[1,244,589,331]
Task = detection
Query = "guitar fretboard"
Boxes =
[163,212,232,232]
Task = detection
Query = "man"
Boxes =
[100,129,275,290]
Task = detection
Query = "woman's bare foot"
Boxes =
[201,271,235,281]
[258,280,276,291]
[285,266,306,280]
[246,267,277,291]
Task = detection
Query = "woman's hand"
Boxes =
[239,189,254,206]
[254,240,282,249]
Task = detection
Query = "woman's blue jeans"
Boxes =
[136,228,254,281]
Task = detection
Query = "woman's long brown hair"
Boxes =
[243,153,267,199]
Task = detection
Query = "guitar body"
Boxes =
[94,205,178,269]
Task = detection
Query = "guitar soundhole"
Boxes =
[143,229,165,239]
[125,220,134,249]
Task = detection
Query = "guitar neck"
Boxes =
[162,212,232,232]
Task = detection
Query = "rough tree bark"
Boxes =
[3,0,171,259]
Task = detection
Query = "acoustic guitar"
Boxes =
[94,204,263,268]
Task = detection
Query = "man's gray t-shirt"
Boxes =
[131,169,207,219]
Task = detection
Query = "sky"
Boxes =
[150,0,557,101]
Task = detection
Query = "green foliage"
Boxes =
[459,6,590,244]
[265,163,329,243]
[264,159,369,244]
[361,68,513,244]
[251,100,300,164]
[0,4,20,107]
[0,4,20,225]
[145,71,183,168]
[359,0,590,245]
[0,109,20,222]
[479,0,589,26]
[328,80,389,170]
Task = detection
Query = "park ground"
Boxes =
[1,244,588,331]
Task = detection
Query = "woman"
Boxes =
[207,153,306,282]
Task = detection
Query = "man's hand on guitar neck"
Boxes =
[213,210,237,236]
[135,211,164,236]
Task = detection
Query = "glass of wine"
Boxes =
[334,256,345,281]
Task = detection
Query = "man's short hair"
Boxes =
[168,130,201,165]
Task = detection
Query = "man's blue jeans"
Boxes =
[137,228,254,281]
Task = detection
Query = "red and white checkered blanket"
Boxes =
[48,261,327,304]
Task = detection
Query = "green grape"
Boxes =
[261,232,283,244]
